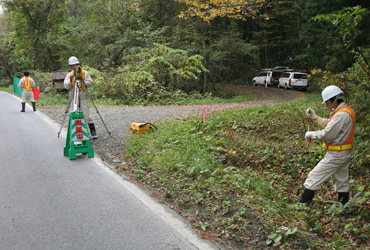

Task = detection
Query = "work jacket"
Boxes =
[322,104,355,151]
[309,102,355,151]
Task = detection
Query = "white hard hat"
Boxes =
[321,85,343,103]
[68,56,79,65]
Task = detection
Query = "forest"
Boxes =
[1,0,370,249]
[0,1,369,101]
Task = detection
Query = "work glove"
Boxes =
[306,108,317,120]
[305,132,314,141]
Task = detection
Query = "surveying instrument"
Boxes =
[58,65,111,160]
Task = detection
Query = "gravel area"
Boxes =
[39,86,303,166]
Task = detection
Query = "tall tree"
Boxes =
[2,0,68,71]
[299,0,356,72]
[62,0,172,69]
[314,6,370,77]
[175,0,267,91]
[0,12,15,84]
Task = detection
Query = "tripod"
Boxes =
[57,75,111,138]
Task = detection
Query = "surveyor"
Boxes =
[64,56,98,139]
[18,70,37,112]
[298,85,355,206]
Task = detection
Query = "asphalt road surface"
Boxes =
[0,91,220,250]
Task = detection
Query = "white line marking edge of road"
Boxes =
[5,92,221,250]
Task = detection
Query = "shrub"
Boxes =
[92,43,207,104]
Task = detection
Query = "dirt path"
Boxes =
[39,86,304,165]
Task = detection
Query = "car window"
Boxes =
[293,74,307,79]
[258,72,267,76]
[281,73,290,78]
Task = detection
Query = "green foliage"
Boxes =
[35,93,69,108]
[198,221,211,232]
[266,226,298,246]
[313,6,370,75]
[314,6,369,50]
[298,1,360,72]
[0,14,15,84]
[92,43,207,104]
[4,0,68,71]
[205,33,260,82]
[124,93,370,249]
[60,0,177,70]
[313,6,370,77]
[0,86,13,93]
[2,0,369,93]
[29,70,52,92]
[126,43,207,88]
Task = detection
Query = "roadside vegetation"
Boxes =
[0,82,256,108]
[1,1,370,249]
[123,92,370,249]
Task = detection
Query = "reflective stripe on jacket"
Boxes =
[22,77,33,91]
[322,104,355,151]
[70,70,86,91]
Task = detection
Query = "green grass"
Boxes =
[1,84,257,107]
[123,92,370,249]
[0,86,13,93]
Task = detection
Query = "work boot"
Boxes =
[338,192,349,206]
[32,102,36,111]
[298,188,315,205]
[20,102,25,112]
[88,123,98,140]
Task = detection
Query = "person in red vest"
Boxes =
[18,70,37,112]
[64,56,97,139]
[299,85,355,206]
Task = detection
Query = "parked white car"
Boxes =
[278,72,308,91]
[252,71,269,86]
[252,71,281,87]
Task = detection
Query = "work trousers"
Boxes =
[69,90,93,124]
[22,90,34,102]
[304,149,352,193]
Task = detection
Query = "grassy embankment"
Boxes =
[0,84,256,107]
[123,92,370,249]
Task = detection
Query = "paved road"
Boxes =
[0,92,220,250]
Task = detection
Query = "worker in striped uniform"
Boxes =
[299,85,355,206]
[18,70,37,112]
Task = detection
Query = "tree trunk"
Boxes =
[203,59,208,94]
[8,75,13,87]
[201,32,208,94]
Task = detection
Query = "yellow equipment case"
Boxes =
[130,122,156,134]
